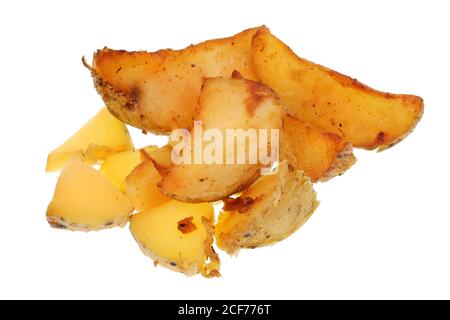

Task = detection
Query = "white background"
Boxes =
[0,0,449,299]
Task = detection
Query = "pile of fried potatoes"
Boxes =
[46,26,423,277]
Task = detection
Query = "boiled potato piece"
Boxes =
[47,153,134,231]
[252,28,424,150]
[216,161,319,255]
[46,107,133,172]
[281,116,356,182]
[130,200,220,277]
[144,144,173,170]
[157,76,285,203]
[90,27,263,133]
[100,146,157,192]
[124,150,171,212]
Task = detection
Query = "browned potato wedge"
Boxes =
[281,115,356,182]
[216,161,319,255]
[90,27,263,133]
[252,28,424,150]
[157,76,285,203]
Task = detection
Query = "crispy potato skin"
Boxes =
[157,77,285,203]
[216,161,319,255]
[281,116,356,182]
[91,27,263,133]
[252,28,424,150]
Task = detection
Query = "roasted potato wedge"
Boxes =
[216,161,318,255]
[47,152,134,231]
[130,200,220,277]
[90,27,263,133]
[281,115,356,182]
[252,28,424,150]
[46,107,133,172]
[157,76,285,203]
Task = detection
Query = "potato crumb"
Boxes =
[177,216,197,234]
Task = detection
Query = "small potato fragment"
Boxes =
[157,77,285,203]
[144,144,173,171]
[124,150,171,212]
[216,161,319,255]
[281,116,356,182]
[130,200,220,277]
[100,146,157,192]
[47,153,134,231]
[46,107,133,172]
[252,28,424,150]
[90,27,263,133]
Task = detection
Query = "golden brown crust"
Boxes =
[91,70,170,134]
[90,27,264,133]
[251,28,424,150]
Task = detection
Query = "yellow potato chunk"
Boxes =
[100,146,157,192]
[130,200,220,277]
[47,153,134,231]
[46,107,133,172]
[124,150,171,212]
